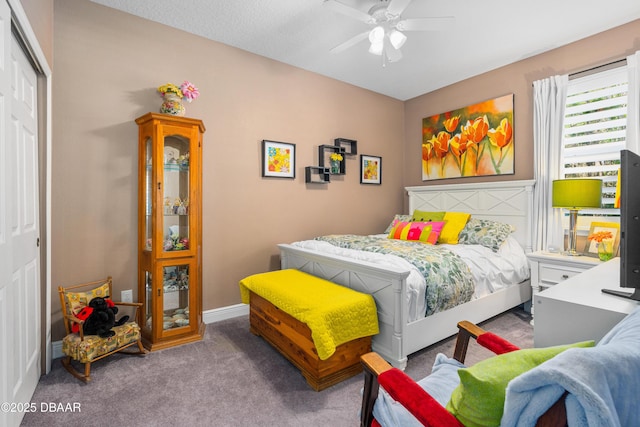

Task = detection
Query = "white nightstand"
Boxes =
[526,250,602,323]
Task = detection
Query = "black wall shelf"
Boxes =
[319,145,346,175]
[305,166,330,184]
[334,138,357,156]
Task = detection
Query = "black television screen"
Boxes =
[602,149,640,300]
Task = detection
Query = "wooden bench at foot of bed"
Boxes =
[239,269,379,391]
[249,292,371,391]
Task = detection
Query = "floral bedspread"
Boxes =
[314,235,475,316]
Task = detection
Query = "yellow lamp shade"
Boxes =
[552,179,602,209]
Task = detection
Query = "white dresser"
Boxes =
[534,258,638,347]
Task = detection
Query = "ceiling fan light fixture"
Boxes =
[369,41,384,55]
[368,26,385,44]
[389,29,407,49]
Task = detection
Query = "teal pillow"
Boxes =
[411,210,446,223]
[457,218,514,252]
[445,340,595,427]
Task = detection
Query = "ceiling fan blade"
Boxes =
[396,17,455,31]
[330,31,370,54]
[383,37,403,63]
[323,0,374,24]
[386,0,413,17]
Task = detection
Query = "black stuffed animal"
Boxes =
[81,297,129,338]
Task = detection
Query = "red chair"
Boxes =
[360,321,567,427]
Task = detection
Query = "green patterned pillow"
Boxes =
[446,340,595,427]
[457,218,515,252]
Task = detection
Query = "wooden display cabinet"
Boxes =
[136,112,205,351]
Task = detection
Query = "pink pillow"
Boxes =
[388,221,445,245]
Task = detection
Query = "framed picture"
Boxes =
[421,93,514,180]
[262,140,295,179]
[360,154,381,185]
[584,221,620,257]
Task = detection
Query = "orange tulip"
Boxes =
[422,142,434,162]
[488,118,513,149]
[443,116,460,133]
[429,132,451,158]
[449,133,472,157]
[463,116,489,143]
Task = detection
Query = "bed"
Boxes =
[278,180,535,370]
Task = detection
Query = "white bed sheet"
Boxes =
[291,235,530,322]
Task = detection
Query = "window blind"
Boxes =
[562,66,628,214]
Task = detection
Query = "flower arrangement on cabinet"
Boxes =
[157,81,200,102]
[157,81,200,116]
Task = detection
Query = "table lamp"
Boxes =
[552,178,602,255]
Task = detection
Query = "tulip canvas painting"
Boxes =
[422,94,514,180]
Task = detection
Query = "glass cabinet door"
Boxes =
[161,263,191,330]
[144,269,152,332]
[162,134,190,255]
[144,137,153,251]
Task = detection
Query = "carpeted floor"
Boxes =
[21,307,532,427]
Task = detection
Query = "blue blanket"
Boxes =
[502,307,640,427]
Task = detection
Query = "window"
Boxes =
[561,66,628,228]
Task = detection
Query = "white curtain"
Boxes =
[532,75,568,252]
[627,50,640,153]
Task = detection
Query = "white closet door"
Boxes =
[0,0,41,424]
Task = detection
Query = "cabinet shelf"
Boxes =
[164,164,189,172]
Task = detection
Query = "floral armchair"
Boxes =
[58,277,147,382]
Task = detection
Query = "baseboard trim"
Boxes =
[52,304,250,360]
[52,340,63,361]
[202,303,249,323]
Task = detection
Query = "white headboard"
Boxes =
[405,180,535,253]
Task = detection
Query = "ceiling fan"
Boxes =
[324,0,454,64]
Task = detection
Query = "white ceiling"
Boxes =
[90,0,640,101]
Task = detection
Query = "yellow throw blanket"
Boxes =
[239,269,379,360]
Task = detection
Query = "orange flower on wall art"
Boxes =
[422,94,514,180]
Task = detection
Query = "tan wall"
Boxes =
[20,0,54,66]
[51,0,404,340]
[404,20,640,192]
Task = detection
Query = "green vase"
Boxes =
[598,240,614,261]
[330,159,340,174]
